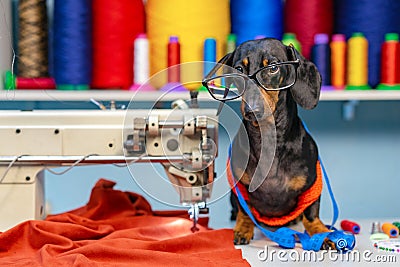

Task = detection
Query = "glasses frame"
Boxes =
[202,46,300,101]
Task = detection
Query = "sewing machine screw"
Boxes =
[54,129,60,135]
[203,155,212,162]
[15,129,21,134]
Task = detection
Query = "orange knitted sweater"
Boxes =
[227,158,323,226]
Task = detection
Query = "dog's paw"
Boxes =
[233,228,253,245]
[321,238,337,250]
[233,209,254,245]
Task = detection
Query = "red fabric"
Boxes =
[0,179,249,267]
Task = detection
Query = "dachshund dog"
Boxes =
[206,38,334,249]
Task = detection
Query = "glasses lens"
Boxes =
[256,63,296,90]
[206,75,245,100]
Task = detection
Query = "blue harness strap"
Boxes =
[229,120,355,252]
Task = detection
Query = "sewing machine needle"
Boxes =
[189,204,200,232]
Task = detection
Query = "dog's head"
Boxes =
[214,38,321,122]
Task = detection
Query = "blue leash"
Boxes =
[301,120,339,230]
[229,120,355,252]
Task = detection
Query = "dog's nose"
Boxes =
[244,104,264,121]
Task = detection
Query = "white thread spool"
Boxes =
[133,33,149,85]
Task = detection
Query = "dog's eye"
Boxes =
[269,65,279,74]
[235,66,243,73]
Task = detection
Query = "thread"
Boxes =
[285,0,333,59]
[53,0,91,89]
[160,36,186,92]
[226,34,237,54]
[4,70,55,89]
[11,0,18,74]
[167,36,181,83]
[330,34,347,90]
[393,222,400,232]
[92,0,145,89]
[377,33,400,89]
[382,223,399,238]
[282,33,301,54]
[231,0,283,45]
[147,0,230,89]
[340,220,360,234]
[311,33,331,86]
[204,38,216,76]
[133,34,149,85]
[200,38,217,92]
[17,0,49,78]
[334,0,400,88]
[346,33,370,90]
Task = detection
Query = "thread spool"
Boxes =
[334,0,400,88]
[282,33,301,54]
[330,34,347,90]
[382,223,399,238]
[53,0,91,90]
[92,0,145,89]
[340,220,360,234]
[133,34,149,85]
[346,33,370,90]
[311,33,331,87]
[284,0,333,59]
[393,222,400,232]
[201,38,217,92]
[18,0,49,78]
[11,0,18,74]
[377,33,400,90]
[160,36,186,92]
[130,34,154,91]
[4,71,55,89]
[231,0,283,45]
[167,36,181,84]
[226,34,237,54]
[204,38,217,76]
[147,0,230,90]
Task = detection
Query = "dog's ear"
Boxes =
[286,46,321,109]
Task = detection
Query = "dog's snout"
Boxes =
[244,104,264,121]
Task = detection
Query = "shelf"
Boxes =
[1,89,400,102]
[319,90,400,101]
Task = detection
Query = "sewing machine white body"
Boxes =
[0,108,218,231]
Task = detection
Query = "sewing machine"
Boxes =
[0,99,218,232]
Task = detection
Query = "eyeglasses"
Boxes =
[202,46,300,101]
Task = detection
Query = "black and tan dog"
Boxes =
[210,38,333,248]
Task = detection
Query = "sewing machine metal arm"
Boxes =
[0,108,218,231]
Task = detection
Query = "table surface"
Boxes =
[233,219,400,266]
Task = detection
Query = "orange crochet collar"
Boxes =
[227,158,323,227]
